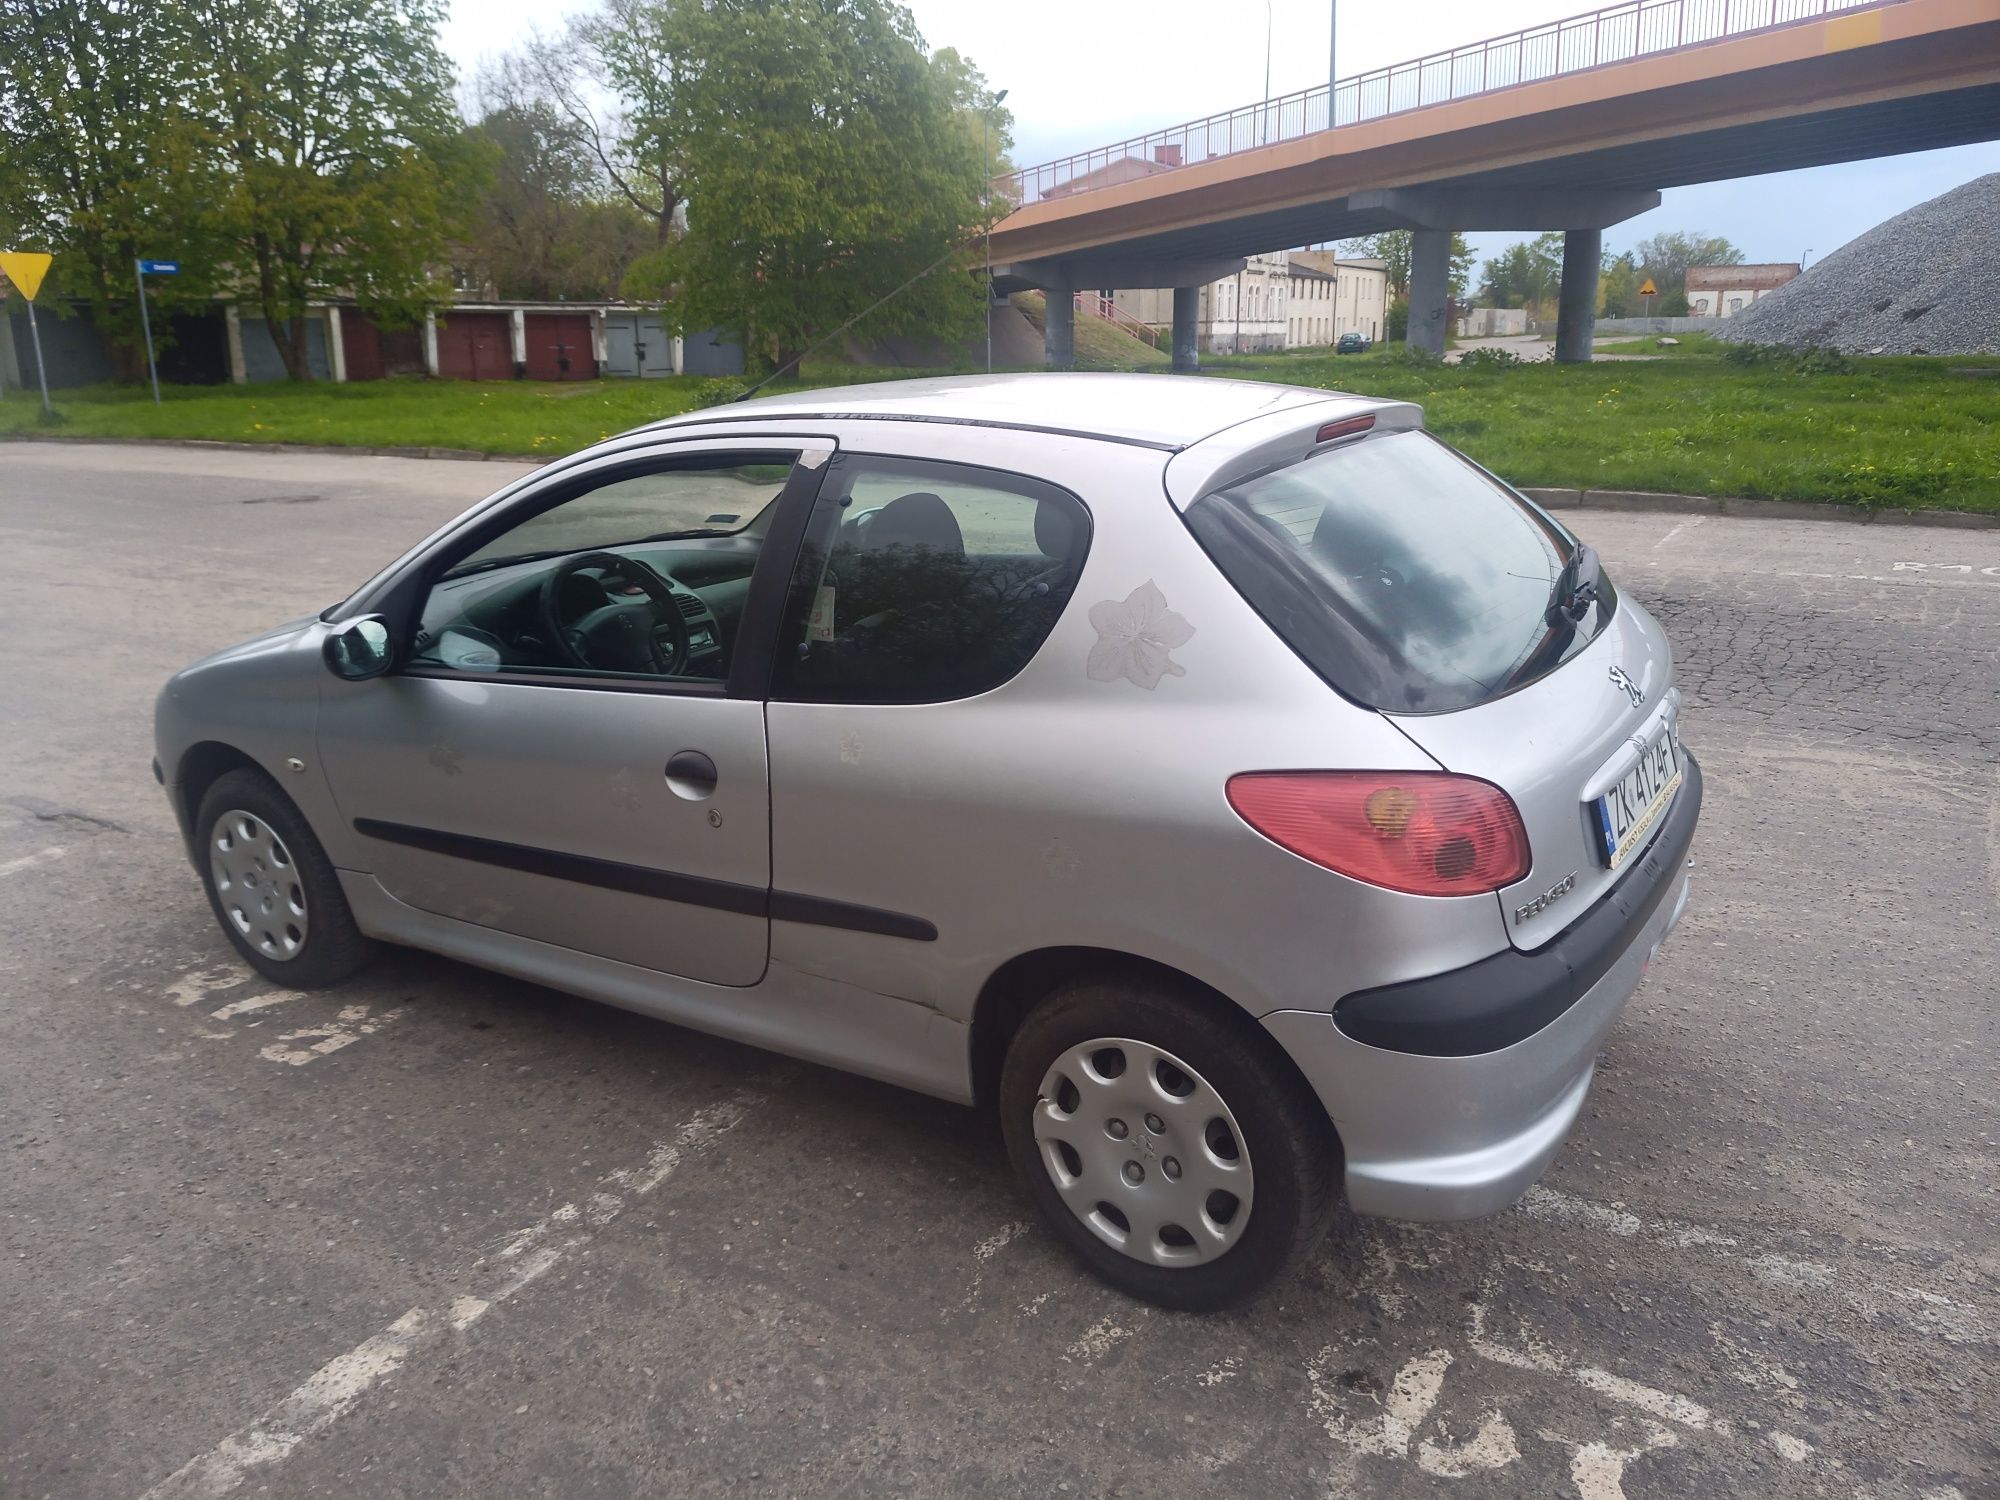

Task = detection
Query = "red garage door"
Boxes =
[523,313,595,381]
[340,310,425,381]
[435,312,513,381]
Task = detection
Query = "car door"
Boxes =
[315,438,832,987]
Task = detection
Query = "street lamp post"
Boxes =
[1261,0,1273,145]
[1328,1,1337,127]
[984,87,1009,375]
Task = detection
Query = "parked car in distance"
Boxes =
[1336,331,1371,353]
[156,374,1699,1309]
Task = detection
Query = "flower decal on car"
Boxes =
[1087,580,1195,690]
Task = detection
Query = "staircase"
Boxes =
[1072,292,1161,348]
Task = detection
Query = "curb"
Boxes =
[1519,487,1999,531]
[0,433,545,464]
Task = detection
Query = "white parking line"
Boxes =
[139,1089,767,1499]
[168,968,250,1008]
[258,1003,403,1066]
[209,991,302,1021]
[0,845,65,877]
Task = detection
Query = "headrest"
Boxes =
[862,492,964,557]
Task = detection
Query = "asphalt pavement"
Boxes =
[2,441,1994,1499]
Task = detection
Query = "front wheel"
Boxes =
[195,768,375,988]
[999,978,1340,1311]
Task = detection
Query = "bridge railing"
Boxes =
[998,0,1897,207]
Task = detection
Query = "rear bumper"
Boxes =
[1262,752,1701,1222]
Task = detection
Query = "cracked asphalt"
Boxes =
[2,443,1995,1499]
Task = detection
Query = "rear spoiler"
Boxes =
[1163,399,1424,512]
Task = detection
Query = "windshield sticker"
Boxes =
[1087,581,1195,691]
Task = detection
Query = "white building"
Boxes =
[1103,250,1387,353]
[1286,252,1388,345]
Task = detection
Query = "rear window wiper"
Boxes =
[1547,542,1602,625]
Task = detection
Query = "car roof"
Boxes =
[644,373,1385,452]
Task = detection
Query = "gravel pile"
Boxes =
[1726,173,2000,355]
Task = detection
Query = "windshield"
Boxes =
[447,459,790,576]
[1184,429,1615,714]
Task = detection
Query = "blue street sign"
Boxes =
[138,259,180,275]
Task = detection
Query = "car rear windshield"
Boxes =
[1184,429,1615,714]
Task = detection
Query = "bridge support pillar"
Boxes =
[1172,286,1200,371]
[1556,229,1601,364]
[1045,286,1074,369]
[1406,228,1451,357]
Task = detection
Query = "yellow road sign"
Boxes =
[0,251,54,301]
[1638,277,1658,297]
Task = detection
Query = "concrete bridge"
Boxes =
[988,0,2000,365]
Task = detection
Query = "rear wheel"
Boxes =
[999,977,1339,1311]
[195,769,375,988]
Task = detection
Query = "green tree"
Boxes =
[193,0,482,379]
[0,0,221,378]
[466,103,651,300]
[1339,230,1473,301]
[625,0,986,377]
[1598,249,1641,318]
[932,45,1013,212]
[571,0,694,246]
[1477,232,1563,310]
[1633,230,1743,312]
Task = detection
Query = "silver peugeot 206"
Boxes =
[156,374,1698,1309]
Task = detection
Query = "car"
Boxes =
[155,374,1698,1310]
[1335,332,1371,354]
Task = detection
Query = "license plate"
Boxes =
[1594,723,1682,870]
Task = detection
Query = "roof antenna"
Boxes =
[733,241,976,403]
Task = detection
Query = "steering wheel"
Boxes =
[538,551,691,675]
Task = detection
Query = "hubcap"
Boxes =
[209,809,309,962]
[1032,1037,1253,1267]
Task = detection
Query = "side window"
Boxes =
[408,453,797,684]
[773,455,1091,705]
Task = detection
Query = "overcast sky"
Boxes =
[441,0,2000,271]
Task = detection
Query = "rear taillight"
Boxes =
[1315,415,1375,443]
[1225,771,1530,896]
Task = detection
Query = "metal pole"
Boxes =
[1329,0,1337,126]
[1263,0,1273,144]
[134,258,161,404]
[24,298,51,415]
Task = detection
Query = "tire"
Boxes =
[999,976,1340,1312]
[194,768,375,988]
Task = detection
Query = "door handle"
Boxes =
[664,749,718,800]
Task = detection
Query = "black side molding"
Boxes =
[353,818,936,942]
[1334,751,1703,1058]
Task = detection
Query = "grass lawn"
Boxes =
[0,376,715,457]
[1593,331,1725,357]
[1206,347,1998,511]
[6,346,1994,511]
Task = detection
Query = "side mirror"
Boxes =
[322,615,394,681]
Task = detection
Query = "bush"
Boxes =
[1790,346,1855,376]
[1375,343,1444,369]
[1720,341,1784,366]
[1720,341,1854,375]
[1457,346,1522,369]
